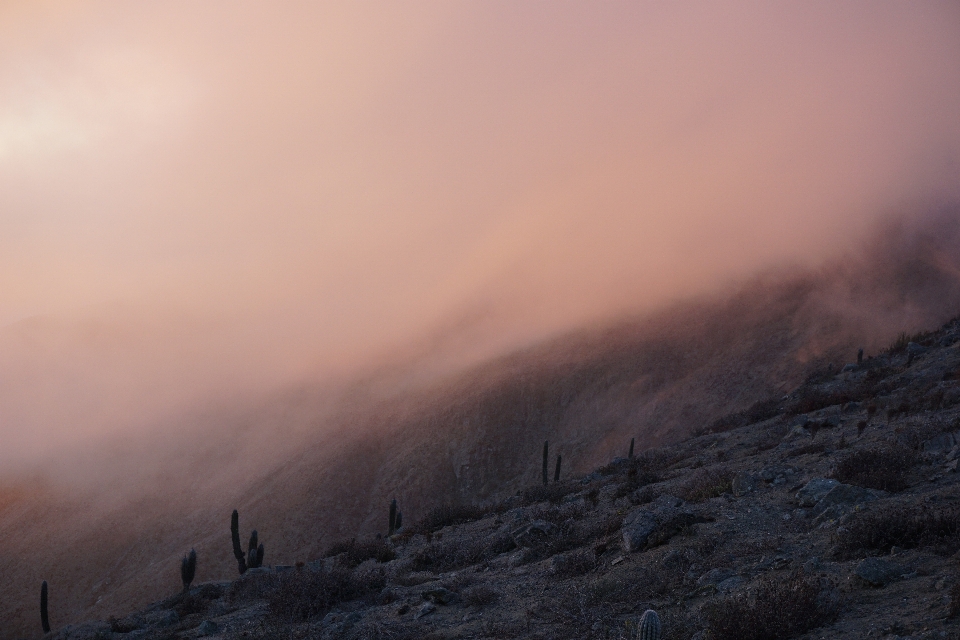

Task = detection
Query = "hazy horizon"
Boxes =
[2,1,960,473]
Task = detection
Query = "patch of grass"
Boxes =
[831,443,918,492]
[702,573,839,640]
[323,537,396,567]
[678,467,734,503]
[836,503,960,556]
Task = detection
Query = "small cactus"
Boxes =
[40,580,50,634]
[629,437,635,459]
[181,549,197,592]
[395,509,402,531]
[542,441,549,486]
[389,498,398,535]
[247,531,265,569]
[637,609,661,640]
[554,454,562,482]
[857,347,864,365]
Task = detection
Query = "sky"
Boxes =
[1,1,960,464]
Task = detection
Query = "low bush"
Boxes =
[408,503,501,535]
[836,503,960,556]
[323,538,396,567]
[678,467,734,503]
[551,549,597,578]
[831,443,918,492]
[270,566,385,621]
[461,584,501,606]
[519,482,581,506]
[702,573,838,640]
[411,532,516,572]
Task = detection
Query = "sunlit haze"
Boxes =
[2,1,960,466]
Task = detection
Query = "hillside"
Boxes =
[36,313,960,640]
[3,212,960,638]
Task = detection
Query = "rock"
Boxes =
[415,602,437,619]
[511,520,559,547]
[144,609,179,628]
[697,568,735,586]
[717,576,743,593]
[796,478,839,507]
[855,557,903,587]
[782,426,812,442]
[907,341,927,356]
[622,495,707,552]
[622,510,658,552]
[197,620,219,637]
[924,431,960,454]
[274,564,294,572]
[841,363,858,372]
[842,401,862,413]
[812,483,879,516]
[422,587,460,605]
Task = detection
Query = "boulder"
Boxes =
[796,478,839,507]
[622,495,707,552]
[511,520,559,548]
[854,558,902,587]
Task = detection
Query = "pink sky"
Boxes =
[1,2,960,463]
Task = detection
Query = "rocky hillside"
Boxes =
[38,315,960,640]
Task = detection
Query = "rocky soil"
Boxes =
[40,318,960,640]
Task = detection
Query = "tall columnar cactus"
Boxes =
[542,441,549,486]
[40,580,50,634]
[181,549,197,592]
[389,498,398,535]
[629,437,635,459]
[554,454,562,482]
[395,509,402,531]
[231,510,247,574]
[637,609,661,640]
[857,347,864,365]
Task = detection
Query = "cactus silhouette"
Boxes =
[181,549,197,592]
[395,509,402,531]
[629,437,635,459]
[389,498,398,535]
[247,530,265,569]
[231,510,247,574]
[554,454,562,482]
[637,609,661,640]
[40,580,50,634]
[542,441,549,485]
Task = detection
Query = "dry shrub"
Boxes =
[702,573,838,640]
[950,582,960,618]
[831,443,918,492]
[411,532,516,572]
[409,503,501,535]
[461,584,501,606]
[267,566,385,621]
[323,537,396,567]
[679,467,734,503]
[836,503,960,556]
[551,549,597,578]
[519,481,581,506]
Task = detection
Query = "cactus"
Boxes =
[542,441,549,486]
[395,509,402,531]
[231,510,247,574]
[40,580,50,634]
[637,609,661,640]
[247,531,264,569]
[181,549,197,592]
[554,454,562,482]
[629,437,635,459]
[857,347,864,365]
[389,498,398,535]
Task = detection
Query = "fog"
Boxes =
[2,1,960,472]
